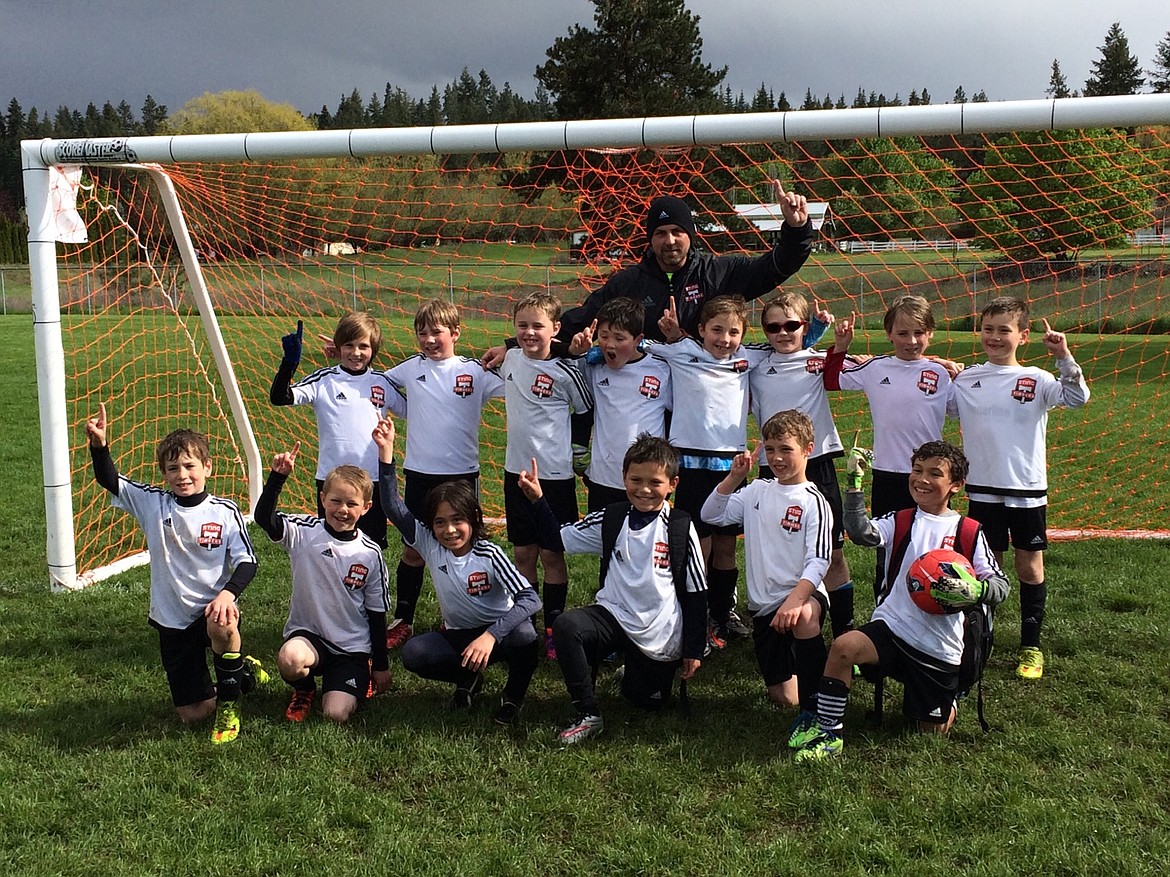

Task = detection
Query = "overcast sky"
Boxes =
[3,1,1168,120]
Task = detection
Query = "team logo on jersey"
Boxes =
[197,522,223,549]
[917,369,940,396]
[683,283,702,303]
[466,570,491,596]
[806,357,825,374]
[640,375,661,399]
[453,374,475,397]
[1011,376,1038,404]
[369,385,386,408]
[941,535,956,549]
[732,359,749,373]
[653,541,670,570]
[342,563,369,590]
[531,373,555,398]
[780,505,804,533]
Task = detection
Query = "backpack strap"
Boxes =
[598,501,631,589]
[666,506,693,598]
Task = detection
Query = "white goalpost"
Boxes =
[21,93,1170,590]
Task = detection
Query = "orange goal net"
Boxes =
[25,100,1170,585]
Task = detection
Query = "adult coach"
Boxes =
[483,181,815,363]
[560,181,814,343]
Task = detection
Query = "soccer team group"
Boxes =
[84,186,1089,760]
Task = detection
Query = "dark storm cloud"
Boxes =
[2,0,1167,117]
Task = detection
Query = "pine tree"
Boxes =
[1084,22,1144,96]
[1149,31,1170,93]
[1047,59,1071,99]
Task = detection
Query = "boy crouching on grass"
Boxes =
[519,434,707,745]
[85,404,262,745]
[700,410,832,729]
[791,441,1008,762]
[254,441,391,724]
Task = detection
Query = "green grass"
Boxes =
[3,314,1170,875]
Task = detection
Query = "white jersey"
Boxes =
[748,346,844,459]
[948,359,1089,506]
[385,354,504,476]
[649,339,768,454]
[559,503,706,662]
[111,480,255,630]
[836,355,951,473]
[278,515,389,655]
[700,479,831,616]
[870,508,1001,664]
[291,365,406,480]
[585,354,673,490]
[500,349,593,478]
[404,521,534,630]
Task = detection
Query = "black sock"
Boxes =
[828,582,855,638]
[543,582,568,632]
[1020,580,1047,648]
[707,566,738,624]
[815,676,849,732]
[794,634,829,713]
[214,651,244,703]
[394,560,425,624]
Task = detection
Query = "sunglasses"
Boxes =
[763,319,807,334]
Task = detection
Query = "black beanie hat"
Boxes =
[645,195,696,241]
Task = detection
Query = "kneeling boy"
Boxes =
[518,434,707,744]
[792,440,1009,761]
[700,410,832,724]
[255,443,392,724]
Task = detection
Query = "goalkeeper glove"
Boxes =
[281,320,304,366]
[845,445,872,490]
[932,564,986,611]
[571,444,591,477]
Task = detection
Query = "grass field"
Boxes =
[3,314,1170,876]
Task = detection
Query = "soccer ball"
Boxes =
[906,549,977,615]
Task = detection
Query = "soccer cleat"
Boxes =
[706,619,728,652]
[240,655,271,695]
[786,711,820,750]
[725,608,752,639]
[1016,647,1044,680]
[544,627,557,661]
[493,698,523,726]
[452,673,483,709]
[385,619,414,650]
[558,713,604,746]
[793,727,843,762]
[285,688,316,723]
[211,700,241,745]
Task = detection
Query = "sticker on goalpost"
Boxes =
[49,165,88,244]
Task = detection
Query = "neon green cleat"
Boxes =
[241,655,271,695]
[786,711,820,750]
[793,728,843,762]
[1016,647,1044,680]
[211,700,241,745]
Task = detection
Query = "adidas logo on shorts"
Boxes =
[345,677,358,689]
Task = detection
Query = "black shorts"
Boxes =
[870,468,915,519]
[967,501,1048,552]
[403,470,480,519]
[858,620,958,724]
[676,466,742,539]
[751,593,829,687]
[503,471,578,546]
[153,616,215,708]
[285,629,370,701]
[760,454,845,550]
[584,476,630,514]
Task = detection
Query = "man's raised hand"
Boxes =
[773,180,810,228]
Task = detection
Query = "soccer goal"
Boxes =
[22,93,1170,589]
